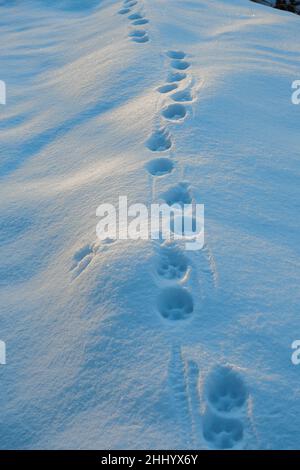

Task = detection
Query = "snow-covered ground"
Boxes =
[0,0,300,450]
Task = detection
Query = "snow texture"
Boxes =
[0,0,300,450]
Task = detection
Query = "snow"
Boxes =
[0,0,300,450]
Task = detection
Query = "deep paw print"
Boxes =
[171,60,191,71]
[161,182,192,207]
[128,12,143,20]
[167,71,187,83]
[128,12,149,25]
[129,29,146,38]
[157,287,194,321]
[205,366,248,413]
[146,158,174,176]
[124,0,138,6]
[203,409,244,449]
[129,30,149,43]
[118,8,130,14]
[146,128,172,152]
[157,83,178,94]
[132,18,149,25]
[171,89,193,103]
[156,245,189,281]
[161,103,187,122]
[166,50,186,60]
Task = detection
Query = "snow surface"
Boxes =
[0,0,300,450]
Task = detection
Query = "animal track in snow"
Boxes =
[131,35,149,43]
[129,30,146,37]
[162,103,187,121]
[161,182,192,207]
[146,128,172,152]
[171,60,191,71]
[71,243,98,278]
[128,12,143,20]
[118,8,130,14]
[167,50,186,60]
[146,158,174,176]
[167,71,187,83]
[172,89,193,102]
[156,245,189,281]
[201,367,248,449]
[202,409,244,450]
[125,0,137,6]
[157,83,178,94]
[127,11,150,32]
[132,18,149,25]
[205,366,248,413]
[157,287,194,321]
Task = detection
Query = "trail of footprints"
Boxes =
[144,50,250,448]
[145,49,194,322]
[202,365,248,449]
[118,0,150,43]
[69,8,251,448]
[168,352,249,449]
[146,51,192,153]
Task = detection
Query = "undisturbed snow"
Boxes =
[0,0,300,450]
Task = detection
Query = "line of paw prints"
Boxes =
[118,0,150,43]
[146,51,250,449]
[145,49,196,323]
[201,365,249,449]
